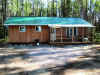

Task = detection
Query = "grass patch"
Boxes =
[0,39,6,43]
[0,38,8,43]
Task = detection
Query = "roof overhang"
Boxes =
[48,24,95,28]
[4,24,95,28]
[4,24,48,26]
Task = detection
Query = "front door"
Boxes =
[50,28,56,41]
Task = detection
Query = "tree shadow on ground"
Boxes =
[49,46,100,75]
[0,45,100,75]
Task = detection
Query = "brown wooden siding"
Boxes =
[8,26,50,43]
[8,26,88,43]
[78,27,88,37]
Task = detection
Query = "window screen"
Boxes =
[19,26,26,32]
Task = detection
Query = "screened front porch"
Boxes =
[49,27,93,44]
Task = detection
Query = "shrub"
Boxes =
[95,33,100,42]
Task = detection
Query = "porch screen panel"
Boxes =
[69,28,72,38]
[67,28,69,38]
[67,28,72,38]
[74,27,78,36]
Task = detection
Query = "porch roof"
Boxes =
[4,17,94,27]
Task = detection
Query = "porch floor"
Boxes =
[49,41,92,45]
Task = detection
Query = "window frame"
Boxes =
[19,26,26,32]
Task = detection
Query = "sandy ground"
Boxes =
[0,44,100,75]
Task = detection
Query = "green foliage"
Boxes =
[95,33,100,42]
[0,29,4,38]
[61,0,72,17]
[94,0,100,13]
[6,0,99,18]
[72,0,80,17]
[23,0,32,16]
[0,39,6,43]
[8,0,21,16]
[0,13,2,23]
[91,0,95,4]
[82,0,88,8]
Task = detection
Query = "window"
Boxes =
[35,26,42,32]
[19,26,26,32]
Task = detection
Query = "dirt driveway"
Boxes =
[0,44,99,75]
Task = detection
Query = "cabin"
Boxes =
[4,17,95,44]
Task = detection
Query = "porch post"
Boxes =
[61,27,63,42]
[54,28,55,43]
[41,28,42,43]
[82,27,84,42]
[72,27,74,42]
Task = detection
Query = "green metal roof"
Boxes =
[4,17,94,27]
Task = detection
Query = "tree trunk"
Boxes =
[2,0,6,24]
